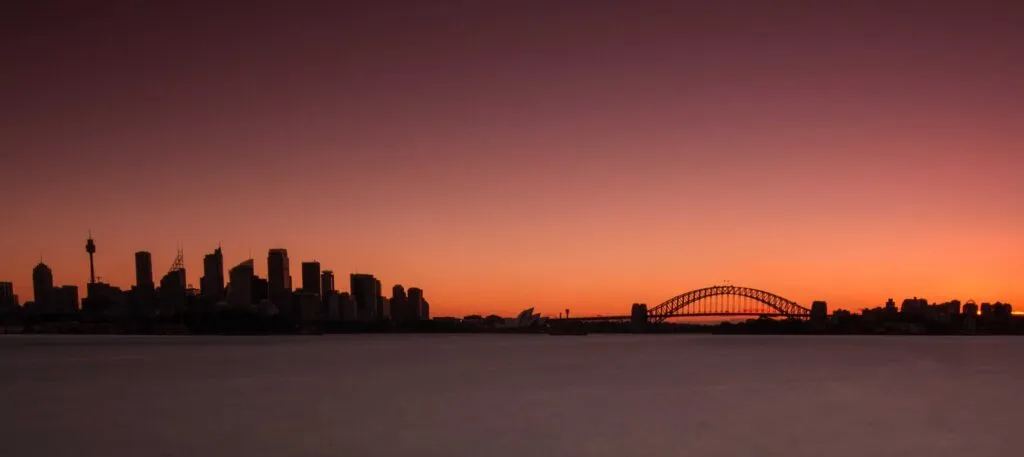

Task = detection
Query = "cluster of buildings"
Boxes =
[0,265,79,316]
[840,297,1016,322]
[824,297,1018,334]
[0,236,430,324]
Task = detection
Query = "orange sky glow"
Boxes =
[1,3,1021,317]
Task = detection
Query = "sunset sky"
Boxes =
[1,1,1022,317]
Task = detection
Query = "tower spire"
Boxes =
[85,231,96,284]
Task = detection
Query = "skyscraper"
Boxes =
[268,249,292,315]
[391,284,407,322]
[227,259,255,309]
[201,247,225,301]
[350,273,378,322]
[301,261,321,295]
[0,281,17,311]
[135,251,154,290]
[321,270,335,298]
[32,262,54,312]
[407,287,423,321]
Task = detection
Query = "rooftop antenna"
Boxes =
[169,247,185,273]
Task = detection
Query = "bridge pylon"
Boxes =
[630,303,648,332]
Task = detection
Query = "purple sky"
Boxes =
[2,1,1022,316]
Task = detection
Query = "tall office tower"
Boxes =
[301,261,321,295]
[321,270,336,298]
[135,251,154,290]
[0,281,17,311]
[407,287,423,321]
[32,262,54,312]
[201,247,225,301]
[391,284,407,322]
[268,249,292,315]
[227,259,255,308]
[350,274,378,322]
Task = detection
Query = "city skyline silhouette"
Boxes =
[1,235,1017,327]
[2,2,1022,317]
[4,3,1024,456]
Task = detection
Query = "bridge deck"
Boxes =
[562,313,808,322]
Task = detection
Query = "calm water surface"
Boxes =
[1,335,1021,456]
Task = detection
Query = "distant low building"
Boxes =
[296,292,320,322]
[884,298,897,314]
[993,302,1013,320]
[339,292,357,322]
[54,285,79,313]
[1,282,19,311]
[83,282,126,316]
[963,301,979,317]
[900,297,928,317]
[980,303,993,319]
[324,292,341,321]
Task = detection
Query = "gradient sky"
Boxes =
[2,1,1022,317]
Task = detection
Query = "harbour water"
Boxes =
[1,335,1021,456]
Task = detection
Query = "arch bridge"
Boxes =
[645,285,810,323]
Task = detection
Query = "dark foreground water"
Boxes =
[1,335,1021,457]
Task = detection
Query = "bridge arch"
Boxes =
[647,285,809,323]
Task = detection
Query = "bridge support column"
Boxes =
[811,300,828,331]
[630,303,648,333]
